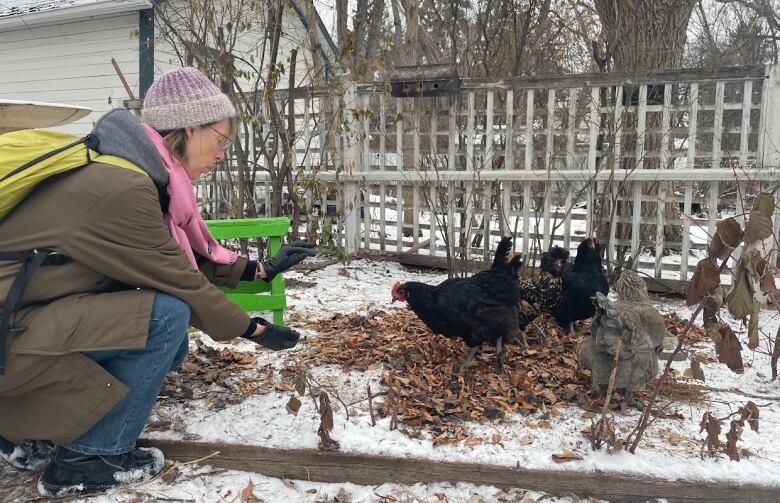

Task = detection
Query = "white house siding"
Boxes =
[0,1,336,135]
[0,12,140,134]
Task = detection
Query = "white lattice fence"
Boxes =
[196,65,780,283]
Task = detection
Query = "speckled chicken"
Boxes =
[513,246,569,346]
[577,269,667,408]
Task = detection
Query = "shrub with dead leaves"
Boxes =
[686,193,778,376]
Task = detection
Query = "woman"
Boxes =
[0,67,313,497]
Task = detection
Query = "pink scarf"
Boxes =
[142,124,238,269]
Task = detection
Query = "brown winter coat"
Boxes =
[0,158,251,444]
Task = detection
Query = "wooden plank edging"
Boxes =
[137,439,779,503]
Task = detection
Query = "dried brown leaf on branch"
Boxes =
[700,412,722,456]
[708,217,743,261]
[294,369,307,396]
[715,324,744,373]
[726,256,753,321]
[687,258,721,307]
[725,419,743,462]
[774,326,780,381]
[726,252,764,350]
[743,193,775,246]
[740,401,760,432]
[317,392,339,451]
[745,254,777,297]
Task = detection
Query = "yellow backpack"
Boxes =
[0,129,143,220]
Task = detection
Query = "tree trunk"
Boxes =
[593,0,696,257]
[402,0,419,65]
[594,0,695,71]
[336,0,348,50]
[302,0,324,85]
[286,49,301,239]
[397,0,419,237]
[388,0,403,65]
[364,0,386,68]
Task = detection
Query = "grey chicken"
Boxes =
[577,269,666,408]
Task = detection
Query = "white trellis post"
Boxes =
[342,82,361,255]
[758,64,780,170]
[758,64,780,267]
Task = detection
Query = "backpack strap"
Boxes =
[0,250,72,375]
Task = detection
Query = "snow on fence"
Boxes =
[197,64,780,284]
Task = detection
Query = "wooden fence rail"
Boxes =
[138,439,780,503]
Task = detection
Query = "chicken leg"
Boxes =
[495,336,504,371]
[462,346,480,369]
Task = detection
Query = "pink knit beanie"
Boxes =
[142,67,236,131]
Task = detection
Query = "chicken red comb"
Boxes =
[391,281,400,295]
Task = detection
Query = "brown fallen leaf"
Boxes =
[464,437,484,447]
[552,448,583,463]
[286,396,302,416]
[519,435,534,445]
[682,359,705,381]
[240,479,255,502]
[525,420,552,429]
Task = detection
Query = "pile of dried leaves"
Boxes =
[300,309,589,430]
[299,309,708,436]
[665,311,707,344]
[160,339,278,409]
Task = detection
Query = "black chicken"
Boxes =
[391,236,523,369]
[550,237,609,332]
[513,246,570,346]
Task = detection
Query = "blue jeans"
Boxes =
[63,292,190,455]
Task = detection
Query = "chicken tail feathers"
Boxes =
[492,236,514,269]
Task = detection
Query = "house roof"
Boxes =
[0,0,150,26]
[0,0,113,18]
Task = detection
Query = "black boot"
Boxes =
[37,446,164,497]
[0,435,54,471]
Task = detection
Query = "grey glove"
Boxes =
[261,240,316,281]
[245,317,300,351]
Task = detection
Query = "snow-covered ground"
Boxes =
[3,257,779,502]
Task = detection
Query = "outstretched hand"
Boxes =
[248,317,300,351]
[261,240,316,281]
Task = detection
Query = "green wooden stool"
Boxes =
[205,217,291,325]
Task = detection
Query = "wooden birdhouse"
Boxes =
[388,64,461,98]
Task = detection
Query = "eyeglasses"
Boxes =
[205,125,232,150]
